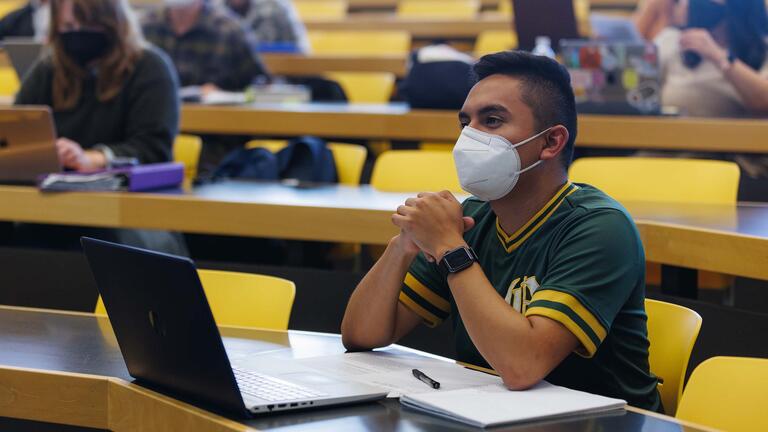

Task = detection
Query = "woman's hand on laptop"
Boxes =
[56,138,107,172]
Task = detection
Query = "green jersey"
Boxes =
[399,182,661,412]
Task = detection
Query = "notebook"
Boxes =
[400,381,626,428]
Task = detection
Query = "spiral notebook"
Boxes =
[400,381,626,428]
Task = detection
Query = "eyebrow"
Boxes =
[478,104,510,115]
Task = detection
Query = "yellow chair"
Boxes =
[326,71,396,104]
[569,157,740,290]
[397,0,479,18]
[498,0,512,15]
[293,0,347,20]
[0,0,25,19]
[173,134,203,180]
[246,140,368,186]
[0,66,20,96]
[676,356,768,432]
[95,269,295,330]
[370,150,462,193]
[474,30,518,57]
[645,299,702,415]
[307,31,411,56]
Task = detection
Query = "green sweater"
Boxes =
[15,46,179,164]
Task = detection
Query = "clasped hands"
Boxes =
[391,190,475,262]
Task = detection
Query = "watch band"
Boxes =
[437,246,479,277]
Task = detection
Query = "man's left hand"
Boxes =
[392,191,473,261]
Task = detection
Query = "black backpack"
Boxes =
[401,45,475,110]
[211,146,279,181]
[276,136,338,183]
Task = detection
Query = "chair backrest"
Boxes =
[676,356,768,432]
[397,0,479,18]
[0,0,25,19]
[307,30,411,55]
[95,269,295,330]
[173,134,203,180]
[246,140,367,185]
[293,0,347,19]
[0,66,20,96]
[569,157,740,205]
[474,30,518,57]
[325,71,395,104]
[371,150,462,192]
[645,298,702,415]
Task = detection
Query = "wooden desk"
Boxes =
[1,182,768,283]
[179,103,768,154]
[0,306,712,431]
[305,15,510,39]
[262,53,407,77]
[347,0,501,11]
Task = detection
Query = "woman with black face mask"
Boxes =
[15,0,179,172]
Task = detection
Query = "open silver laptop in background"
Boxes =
[81,237,388,416]
[0,106,61,185]
[2,37,44,80]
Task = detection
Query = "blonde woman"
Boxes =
[15,0,178,172]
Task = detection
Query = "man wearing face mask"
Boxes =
[342,51,662,412]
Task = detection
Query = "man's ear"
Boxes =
[539,125,569,162]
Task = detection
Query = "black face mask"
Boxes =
[688,0,727,30]
[60,30,111,66]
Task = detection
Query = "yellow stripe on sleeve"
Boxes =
[525,306,598,357]
[404,272,450,313]
[529,290,607,341]
[399,292,442,328]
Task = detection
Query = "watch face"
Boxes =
[445,248,472,270]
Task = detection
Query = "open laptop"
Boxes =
[512,0,582,52]
[560,40,661,115]
[2,37,44,80]
[0,106,61,185]
[81,237,387,416]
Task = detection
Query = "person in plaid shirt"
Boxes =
[142,0,269,92]
[225,0,309,53]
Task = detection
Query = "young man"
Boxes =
[341,51,661,412]
[224,0,309,53]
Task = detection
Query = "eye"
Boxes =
[485,117,502,127]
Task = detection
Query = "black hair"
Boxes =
[472,50,577,170]
[726,0,768,70]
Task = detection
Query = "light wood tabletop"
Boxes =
[262,53,407,76]
[179,103,768,153]
[0,306,714,432]
[1,182,767,281]
[304,14,510,38]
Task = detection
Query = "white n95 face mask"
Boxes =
[453,126,551,201]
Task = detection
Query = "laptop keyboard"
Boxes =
[233,368,327,402]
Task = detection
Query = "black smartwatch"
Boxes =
[437,246,479,277]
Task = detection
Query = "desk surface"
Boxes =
[180,102,768,153]
[262,53,407,76]
[1,181,768,280]
[304,14,510,38]
[0,306,710,431]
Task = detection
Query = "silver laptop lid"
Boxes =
[0,106,61,184]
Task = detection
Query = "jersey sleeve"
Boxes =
[399,252,451,327]
[526,209,644,358]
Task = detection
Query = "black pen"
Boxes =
[412,369,440,389]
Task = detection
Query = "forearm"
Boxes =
[448,265,573,389]
[341,237,416,350]
[725,61,768,113]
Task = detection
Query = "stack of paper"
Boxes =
[400,381,626,428]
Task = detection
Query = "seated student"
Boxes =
[0,0,49,40]
[10,0,185,255]
[142,0,269,92]
[224,0,309,53]
[15,0,178,170]
[341,51,662,412]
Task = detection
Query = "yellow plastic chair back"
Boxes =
[676,356,768,432]
[474,30,518,57]
[95,269,295,330]
[498,0,512,15]
[397,0,479,18]
[173,134,203,180]
[326,71,395,104]
[0,66,20,96]
[645,299,702,415]
[0,0,25,19]
[246,140,367,186]
[371,150,462,192]
[293,0,347,19]
[568,157,740,205]
[308,31,411,56]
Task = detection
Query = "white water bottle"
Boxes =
[532,36,556,59]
